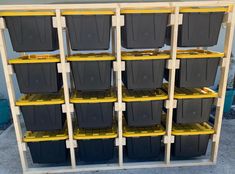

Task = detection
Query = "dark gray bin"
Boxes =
[166,12,224,47]
[123,59,166,90]
[28,141,68,164]
[13,63,62,94]
[5,16,58,52]
[21,105,65,131]
[126,136,162,159]
[121,13,168,49]
[165,58,220,88]
[65,15,111,50]
[77,139,114,162]
[70,61,112,91]
[125,100,163,127]
[174,98,214,124]
[173,135,210,158]
[74,103,113,129]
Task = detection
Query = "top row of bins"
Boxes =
[1,7,228,52]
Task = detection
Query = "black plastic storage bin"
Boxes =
[16,92,65,131]
[166,7,227,47]
[123,88,167,127]
[70,89,116,129]
[67,53,115,91]
[9,55,62,94]
[23,131,68,164]
[122,51,169,90]
[164,50,223,88]
[63,10,114,50]
[172,122,214,158]
[163,84,217,124]
[123,125,165,160]
[121,9,171,49]
[74,126,117,162]
[1,11,58,52]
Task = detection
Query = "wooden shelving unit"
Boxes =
[0,1,235,173]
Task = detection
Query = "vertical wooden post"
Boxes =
[55,9,76,168]
[211,5,235,163]
[165,6,180,164]
[115,5,124,167]
[0,20,28,172]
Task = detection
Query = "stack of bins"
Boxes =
[122,52,169,160]
[70,89,117,162]
[163,77,218,158]
[10,56,67,164]
[120,7,171,160]
[163,6,227,159]
[122,88,168,160]
[1,11,67,164]
[62,9,117,163]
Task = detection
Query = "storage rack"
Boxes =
[0,0,235,173]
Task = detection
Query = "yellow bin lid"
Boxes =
[172,122,215,135]
[67,53,115,62]
[123,124,166,137]
[180,7,229,13]
[121,8,172,14]
[122,51,170,61]
[16,92,64,106]
[9,54,60,64]
[62,10,115,15]
[23,130,68,142]
[174,87,218,99]
[163,49,224,59]
[74,126,117,140]
[176,49,224,59]
[0,11,55,16]
[163,84,218,99]
[70,89,117,103]
[123,88,168,102]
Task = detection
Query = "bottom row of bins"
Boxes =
[23,122,214,164]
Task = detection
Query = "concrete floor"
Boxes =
[0,119,234,174]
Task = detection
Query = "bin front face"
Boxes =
[77,139,114,162]
[28,141,68,164]
[74,102,113,129]
[173,135,210,158]
[179,12,224,47]
[66,15,111,50]
[121,13,168,49]
[21,105,65,131]
[125,100,163,127]
[174,98,213,124]
[5,16,58,52]
[126,136,161,159]
[71,61,112,91]
[123,59,165,90]
[14,63,62,94]
[166,12,224,47]
[175,58,220,88]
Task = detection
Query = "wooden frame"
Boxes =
[0,1,234,174]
